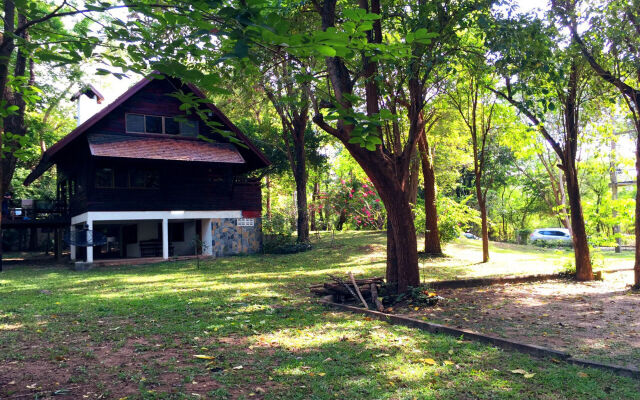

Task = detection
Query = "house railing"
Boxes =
[2,199,68,222]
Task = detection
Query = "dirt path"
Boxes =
[402,270,640,368]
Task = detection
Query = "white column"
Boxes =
[70,225,76,261]
[86,219,93,263]
[201,219,213,256]
[162,218,169,259]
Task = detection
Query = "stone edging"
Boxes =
[319,300,640,379]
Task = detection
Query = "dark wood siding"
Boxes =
[82,158,261,212]
[51,78,263,217]
[88,78,263,171]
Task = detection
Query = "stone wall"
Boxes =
[211,218,262,257]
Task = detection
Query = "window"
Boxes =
[126,113,199,136]
[237,218,254,227]
[95,168,115,188]
[126,114,145,133]
[179,120,198,137]
[169,222,185,242]
[164,117,179,135]
[145,115,163,133]
[129,169,160,189]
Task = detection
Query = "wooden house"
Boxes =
[24,74,269,264]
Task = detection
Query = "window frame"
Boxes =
[128,169,160,190]
[125,113,198,136]
[95,168,115,189]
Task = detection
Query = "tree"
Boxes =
[0,1,117,271]
[488,14,596,281]
[262,56,313,243]
[98,0,494,293]
[552,0,640,287]
[418,128,442,255]
[449,72,497,262]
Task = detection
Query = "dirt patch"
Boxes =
[400,270,640,368]
[0,335,251,399]
[357,244,384,253]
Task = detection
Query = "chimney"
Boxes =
[71,84,105,126]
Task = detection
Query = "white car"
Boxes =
[529,228,572,243]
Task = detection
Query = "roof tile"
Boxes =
[87,133,245,164]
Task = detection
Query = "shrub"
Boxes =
[531,239,573,249]
[263,236,312,254]
[414,196,480,243]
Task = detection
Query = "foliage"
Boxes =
[262,233,312,254]
[531,239,573,249]
[321,176,385,231]
[414,196,480,243]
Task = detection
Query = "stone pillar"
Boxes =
[86,219,93,263]
[201,219,213,256]
[162,218,169,259]
[70,225,76,261]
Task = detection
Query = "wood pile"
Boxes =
[310,273,385,311]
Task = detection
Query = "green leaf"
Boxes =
[315,45,336,57]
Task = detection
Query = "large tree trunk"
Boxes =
[474,168,489,262]
[293,126,309,243]
[565,160,593,281]
[382,187,420,293]
[478,194,489,263]
[634,121,640,288]
[407,154,419,207]
[342,145,421,293]
[558,172,572,234]
[294,170,309,242]
[418,135,442,255]
[310,181,319,231]
[315,0,420,293]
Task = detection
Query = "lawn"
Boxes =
[1,231,638,399]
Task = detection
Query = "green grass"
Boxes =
[0,231,638,399]
[419,238,634,282]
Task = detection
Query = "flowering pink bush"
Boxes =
[309,177,386,230]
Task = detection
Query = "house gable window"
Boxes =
[126,113,199,136]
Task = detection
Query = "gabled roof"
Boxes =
[88,133,245,164]
[71,84,105,104]
[24,73,269,185]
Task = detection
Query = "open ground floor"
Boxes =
[69,210,262,264]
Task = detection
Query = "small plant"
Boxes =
[383,286,443,307]
[263,234,312,254]
[561,259,576,276]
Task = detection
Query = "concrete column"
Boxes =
[70,225,76,261]
[86,219,93,263]
[162,218,169,259]
[201,219,213,256]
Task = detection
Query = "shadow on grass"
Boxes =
[1,233,640,399]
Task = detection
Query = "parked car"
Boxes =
[529,228,572,243]
[463,232,481,240]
